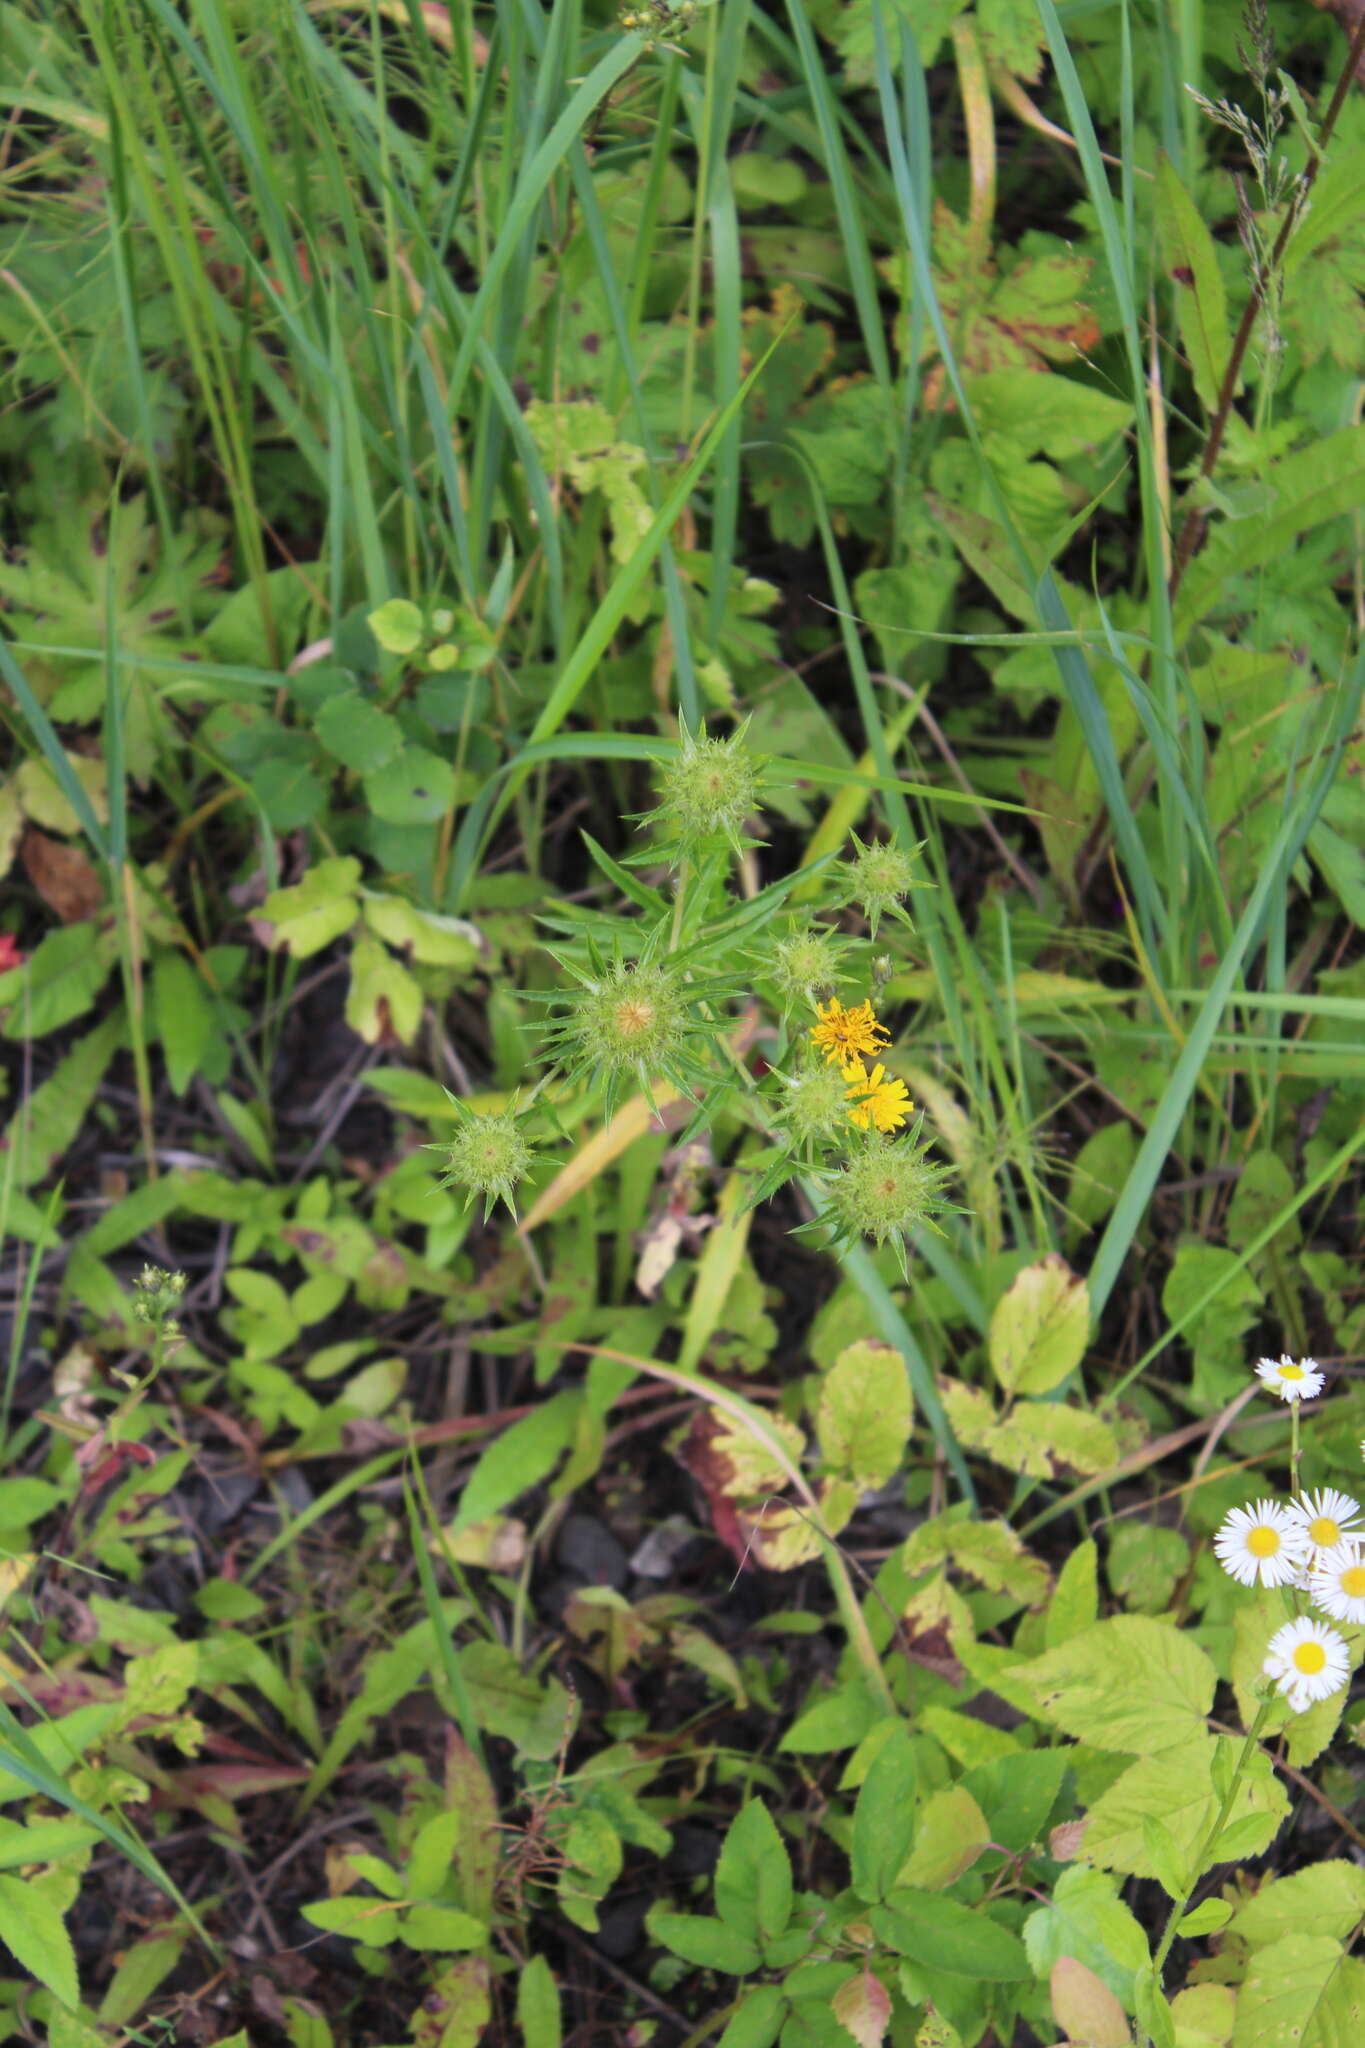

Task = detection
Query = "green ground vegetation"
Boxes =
[3,0,1365,2043]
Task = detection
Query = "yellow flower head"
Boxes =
[845,1063,913,1134]
[810,997,889,1072]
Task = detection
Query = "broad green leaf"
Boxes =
[151,950,212,1096]
[1023,1867,1148,2011]
[0,1872,77,2008]
[1232,1934,1365,2048]
[873,1891,1030,1981]
[314,689,403,771]
[1155,153,1232,412]
[97,1931,185,2028]
[1066,1120,1137,1240]
[852,1721,917,1903]
[717,1984,785,2048]
[1177,424,1365,633]
[1050,1956,1131,2048]
[299,1896,402,1946]
[399,1905,487,1952]
[1082,1734,1287,1879]
[0,923,118,1040]
[1108,1523,1189,1615]
[516,1955,562,2048]
[448,1391,582,1538]
[361,893,480,969]
[903,1511,1050,1607]
[781,1685,887,1755]
[647,1911,760,1976]
[1016,1615,1216,1753]
[1226,1151,1302,1263]
[960,1749,1070,1855]
[368,597,425,654]
[714,1801,792,1946]
[1229,1863,1365,1949]
[1046,1538,1099,1648]
[260,857,362,958]
[942,1382,1118,1478]
[895,1785,990,1891]
[1179,1898,1232,1937]
[363,744,458,826]
[817,1339,912,1487]
[344,929,423,1045]
[989,1255,1089,1396]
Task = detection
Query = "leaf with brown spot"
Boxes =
[20,829,104,923]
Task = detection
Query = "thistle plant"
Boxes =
[434,1092,539,1220]
[499,718,952,1275]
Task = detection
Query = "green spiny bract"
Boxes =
[764,922,848,1009]
[641,720,761,863]
[538,936,739,1117]
[818,1128,953,1276]
[837,830,925,938]
[772,1056,855,1150]
[434,1099,537,1220]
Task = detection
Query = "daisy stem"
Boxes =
[1149,1701,1272,1999]
[1290,1399,1301,1496]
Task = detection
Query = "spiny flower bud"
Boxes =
[828,1134,948,1258]
[438,1104,535,1220]
[649,722,760,860]
[839,831,922,938]
[571,959,690,1081]
[774,1059,853,1148]
[767,926,845,1006]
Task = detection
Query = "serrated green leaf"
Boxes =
[873,1890,1030,1981]
[516,1954,561,2048]
[1233,1934,1365,2048]
[260,857,362,958]
[363,744,457,825]
[715,1801,792,1946]
[0,1872,78,2009]
[648,1911,760,1975]
[817,1339,911,1487]
[851,1720,917,1902]
[1016,1615,1215,1754]
[989,1254,1089,1396]
[1155,153,1232,412]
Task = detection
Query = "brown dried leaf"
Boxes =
[20,828,104,923]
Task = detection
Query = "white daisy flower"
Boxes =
[1263,1616,1352,1713]
[1289,1487,1363,1554]
[1308,1542,1365,1627]
[1254,1354,1325,1402]
[1213,1499,1310,1588]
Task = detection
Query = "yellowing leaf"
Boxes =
[817,1340,911,1487]
[261,857,362,958]
[1050,1955,1131,2047]
[1016,1615,1216,1755]
[989,1255,1089,1397]
[896,1785,991,1891]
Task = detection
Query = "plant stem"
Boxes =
[1168,10,1365,597]
[1290,1397,1301,1497]
[1152,1700,1272,1985]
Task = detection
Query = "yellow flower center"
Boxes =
[1292,1641,1327,1676]
[1340,1566,1365,1599]
[1247,1527,1282,1559]
[613,998,655,1039]
[1309,1516,1342,1546]
[1280,1364,1305,1382]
